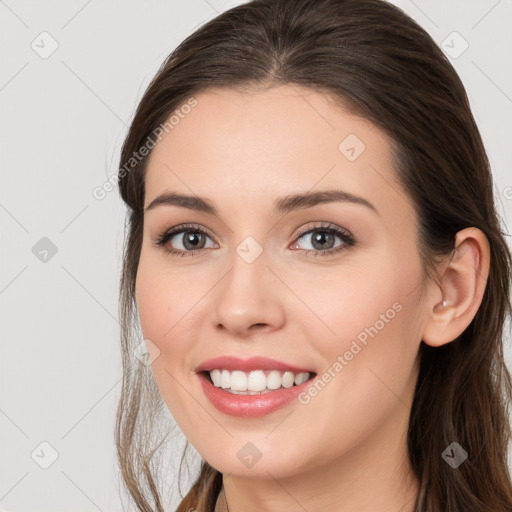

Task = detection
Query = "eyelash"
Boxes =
[154,222,356,258]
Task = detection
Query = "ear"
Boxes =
[422,227,490,347]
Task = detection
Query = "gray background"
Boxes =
[1,0,511,511]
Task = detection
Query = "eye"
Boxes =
[154,221,355,258]
[154,223,216,257]
[290,222,355,257]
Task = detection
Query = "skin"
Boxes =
[135,84,490,512]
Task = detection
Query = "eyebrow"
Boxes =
[144,189,379,216]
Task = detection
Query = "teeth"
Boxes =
[209,369,311,393]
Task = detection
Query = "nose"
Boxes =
[212,249,286,338]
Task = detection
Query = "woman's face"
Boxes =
[135,84,428,479]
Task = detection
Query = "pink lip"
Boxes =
[197,372,316,418]
[195,355,314,374]
[195,356,317,418]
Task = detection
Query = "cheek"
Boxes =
[134,251,216,407]
[292,267,421,460]
[135,261,169,342]
[302,246,422,384]
[135,250,202,342]
[134,255,201,420]
[299,260,403,347]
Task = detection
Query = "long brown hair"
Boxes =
[115,0,512,510]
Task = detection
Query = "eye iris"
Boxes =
[311,230,335,250]
[183,231,205,250]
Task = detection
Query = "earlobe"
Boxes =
[422,228,490,348]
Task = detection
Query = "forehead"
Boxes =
[143,84,409,220]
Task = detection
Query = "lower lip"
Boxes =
[198,372,316,418]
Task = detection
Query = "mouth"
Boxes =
[195,355,318,416]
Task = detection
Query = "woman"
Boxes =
[115,0,512,510]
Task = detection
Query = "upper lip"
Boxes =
[195,356,315,374]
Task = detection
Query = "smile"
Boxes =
[195,356,317,417]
